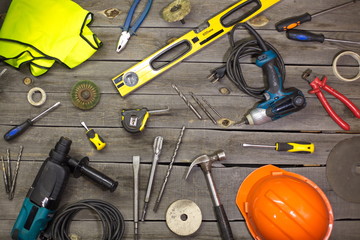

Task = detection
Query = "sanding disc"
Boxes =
[166,199,202,236]
[326,137,360,203]
[70,80,100,110]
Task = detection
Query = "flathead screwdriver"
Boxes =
[4,102,61,141]
[242,142,315,154]
[287,29,360,45]
[80,122,106,151]
[275,0,357,31]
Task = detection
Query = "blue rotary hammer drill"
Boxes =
[11,137,118,240]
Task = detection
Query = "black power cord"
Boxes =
[46,199,125,240]
[210,22,285,100]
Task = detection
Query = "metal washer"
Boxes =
[27,87,46,107]
[166,199,202,236]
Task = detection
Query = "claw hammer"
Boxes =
[185,150,234,240]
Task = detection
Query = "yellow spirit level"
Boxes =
[112,0,281,97]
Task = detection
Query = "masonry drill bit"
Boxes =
[1,156,9,193]
[6,149,12,190]
[190,92,217,125]
[9,146,23,200]
[133,156,140,240]
[171,84,203,120]
[153,126,185,212]
[141,136,163,221]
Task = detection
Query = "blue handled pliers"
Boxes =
[116,0,153,53]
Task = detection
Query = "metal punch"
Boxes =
[141,136,163,221]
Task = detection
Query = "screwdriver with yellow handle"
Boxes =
[242,142,315,154]
[80,122,106,151]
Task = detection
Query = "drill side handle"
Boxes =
[214,204,234,240]
[68,157,118,192]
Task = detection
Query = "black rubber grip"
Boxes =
[214,204,234,240]
[4,119,33,141]
[276,142,294,151]
[275,13,312,32]
[86,129,96,138]
[286,29,325,43]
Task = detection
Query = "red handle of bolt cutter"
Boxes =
[312,90,350,130]
[322,85,360,119]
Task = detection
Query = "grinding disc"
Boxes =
[161,0,191,23]
[70,80,100,110]
[326,137,360,203]
[166,199,202,236]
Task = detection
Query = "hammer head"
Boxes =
[185,150,226,179]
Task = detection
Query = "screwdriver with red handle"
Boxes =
[286,29,360,45]
[275,0,357,32]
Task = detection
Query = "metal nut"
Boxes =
[23,77,33,86]
[219,87,230,95]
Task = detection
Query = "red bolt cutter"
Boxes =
[302,69,360,131]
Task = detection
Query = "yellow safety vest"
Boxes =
[0,0,102,76]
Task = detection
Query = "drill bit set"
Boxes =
[172,84,235,127]
[1,146,23,200]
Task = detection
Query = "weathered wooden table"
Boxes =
[1,0,360,239]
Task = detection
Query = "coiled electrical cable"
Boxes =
[225,22,286,99]
[49,199,125,240]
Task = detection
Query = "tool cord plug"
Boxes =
[208,65,227,83]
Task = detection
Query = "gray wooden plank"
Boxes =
[0,126,358,164]
[0,92,359,131]
[1,219,360,240]
[88,28,360,65]
[1,163,359,221]
[1,219,359,240]
[2,0,359,32]
[72,0,360,33]
[4,0,359,31]
[1,64,360,99]
[0,220,251,240]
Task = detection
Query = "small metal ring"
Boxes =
[332,51,360,82]
[27,87,47,106]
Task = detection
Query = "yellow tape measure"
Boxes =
[112,0,281,97]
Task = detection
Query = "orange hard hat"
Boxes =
[236,165,333,240]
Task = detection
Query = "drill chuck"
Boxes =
[245,89,306,125]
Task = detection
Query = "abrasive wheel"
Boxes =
[326,137,360,203]
[70,80,100,110]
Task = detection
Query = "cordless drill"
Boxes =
[211,23,306,125]
[11,137,118,240]
[244,49,306,125]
